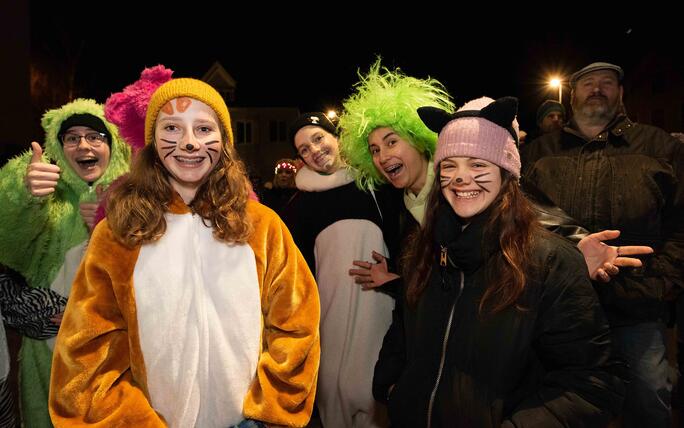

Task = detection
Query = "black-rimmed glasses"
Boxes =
[60,132,108,147]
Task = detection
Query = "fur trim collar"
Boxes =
[295,165,354,192]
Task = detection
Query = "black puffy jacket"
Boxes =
[373,223,625,427]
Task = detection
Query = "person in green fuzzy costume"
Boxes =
[0,98,130,427]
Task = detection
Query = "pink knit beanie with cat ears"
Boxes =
[419,96,521,178]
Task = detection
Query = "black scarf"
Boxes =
[433,202,491,276]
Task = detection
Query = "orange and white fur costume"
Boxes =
[50,196,320,427]
[49,81,320,428]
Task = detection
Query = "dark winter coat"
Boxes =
[373,207,625,427]
[522,115,684,325]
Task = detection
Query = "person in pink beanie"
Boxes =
[372,96,626,427]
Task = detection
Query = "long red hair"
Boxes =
[403,169,542,315]
[107,133,252,248]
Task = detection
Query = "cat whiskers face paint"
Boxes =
[439,173,453,188]
[160,139,178,160]
[204,140,220,164]
[439,157,502,221]
[473,172,492,193]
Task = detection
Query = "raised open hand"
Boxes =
[578,230,654,282]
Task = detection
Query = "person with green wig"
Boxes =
[339,60,653,295]
[0,98,130,427]
[339,59,452,228]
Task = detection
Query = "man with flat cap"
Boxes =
[522,61,684,427]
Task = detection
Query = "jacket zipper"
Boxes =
[426,269,464,428]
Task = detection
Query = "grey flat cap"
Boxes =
[570,62,624,88]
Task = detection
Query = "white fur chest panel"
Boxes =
[134,212,261,428]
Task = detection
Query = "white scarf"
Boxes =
[403,160,434,226]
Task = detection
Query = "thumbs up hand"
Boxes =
[25,142,61,196]
[29,141,43,164]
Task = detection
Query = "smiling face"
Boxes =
[155,97,222,202]
[368,127,428,196]
[293,125,342,174]
[61,125,111,183]
[439,156,502,221]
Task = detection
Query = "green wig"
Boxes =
[339,59,455,190]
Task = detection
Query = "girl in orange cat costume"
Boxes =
[49,78,320,428]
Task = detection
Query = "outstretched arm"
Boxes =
[525,180,654,282]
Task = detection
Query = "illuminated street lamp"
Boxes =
[549,77,562,103]
[326,110,338,121]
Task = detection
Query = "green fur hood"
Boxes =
[41,98,130,196]
[0,101,129,428]
[0,99,130,289]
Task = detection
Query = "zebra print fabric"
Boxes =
[0,271,67,340]
[0,377,16,428]
[0,269,66,427]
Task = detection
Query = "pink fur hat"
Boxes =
[95,65,173,226]
[104,65,174,151]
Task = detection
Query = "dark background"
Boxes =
[2,3,681,163]
[30,8,678,122]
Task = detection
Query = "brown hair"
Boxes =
[403,169,541,315]
[107,131,252,247]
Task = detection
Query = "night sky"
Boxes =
[30,6,680,132]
